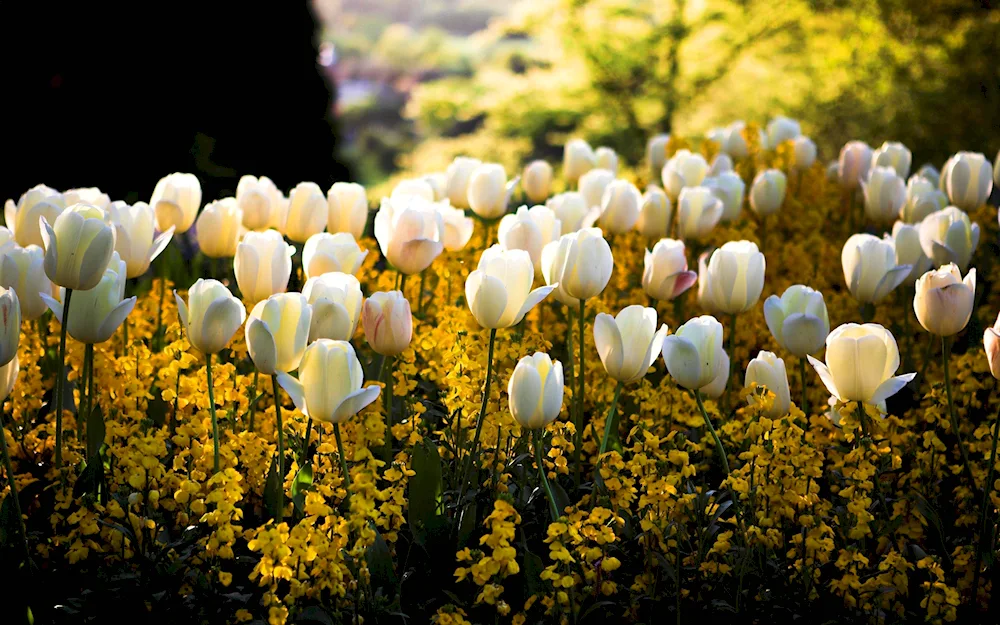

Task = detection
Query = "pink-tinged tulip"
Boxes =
[913,264,976,337]
[373,195,444,275]
[361,290,412,356]
[985,313,1000,380]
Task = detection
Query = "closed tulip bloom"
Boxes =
[862,166,906,224]
[635,185,672,238]
[196,198,244,258]
[708,153,734,177]
[704,172,746,222]
[745,351,791,418]
[468,163,512,219]
[0,287,20,366]
[64,187,111,210]
[913,264,976,337]
[150,172,201,234]
[701,351,731,399]
[267,192,290,233]
[837,141,873,190]
[327,182,369,240]
[237,175,282,231]
[917,164,941,188]
[278,339,380,424]
[579,168,615,210]
[705,240,766,314]
[888,221,932,286]
[303,272,362,342]
[721,121,765,159]
[642,238,697,302]
[0,245,52,320]
[423,173,447,201]
[438,204,476,251]
[302,232,367,280]
[547,192,596,234]
[45,255,136,344]
[792,136,817,171]
[808,323,915,408]
[373,195,444,275]
[466,245,555,329]
[246,293,313,375]
[942,151,994,210]
[598,180,641,234]
[594,305,668,383]
[677,187,724,239]
[696,250,720,313]
[918,206,980,270]
[175,279,247,354]
[361,290,412,356]
[540,241,579,308]
[871,141,912,179]
[392,178,436,203]
[661,315,726,390]
[766,116,801,146]
[5,184,66,248]
[508,352,564,429]
[902,175,948,223]
[235,229,294,304]
[841,233,911,304]
[41,203,116,291]
[647,134,670,173]
[108,201,174,278]
[564,138,597,185]
[284,182,328,243]
[498,205,561,272]
[985,313,1000,380]
[445,157,482,209]
[595,147,619,175]
[662,150,709,199]
[706,127,727,144]
[541,228,613,301]
[523,160,553,204]
[763,284,829,357]
[749,169,787,216]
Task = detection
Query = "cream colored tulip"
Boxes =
[766,116,800,147]
[4,184,66,248]
[0,287,20,366]
[361,291,412,356]
[902,175,947,223]
[44,254,136,344]
[327,182,369,240]
[0,245,52,321]
[705,240,765,314]
[721,121,761,159]
[303,272,362,342]
[277,340,380,425]
[837,141,873,191]
[985,313,1000,380]
[373,195,444,275]
[598,180,641,234]
[541,228,613,301]
[888,221,931,286]
[647,134,670,173]
[704,172,746,222]
[662,149,709,200]
[745,351,791,418]
[913,264,976,337]
[285,182,328,243]
[246,293,312,375]
[445,157,482,209]
[302,232,367,280]
[508,352,564,429]
[749,169,787,217]
[917,164,941,188]
[468,163,512,220]
[523,160,553,204]
[392,178,435,203]
[661,315,726,390]
[465,246,554,329]
[918,206,980,270]
[150,172,201,234]
[438,204,475,251]
[498,205,561,273]
[595,146,619,175]
[234,229,294,304]
[108,201,173,278]
[196,198,243,258]
[677,187,723,240]
[579,168,615,210]
[40,203,116,291]
[808,323,915,408]
[763,284,829,357]
[862,166,906,224]
[594,305,668,384]
[64,187,110,210]
[841,233,911,304]
[237,175,282,231]
[642,238,697,302]
[793,136,817,171]
[174,279,247,355]
[636,185,672,239]
[942,151,994,210]
[564,138,597,185]
[709,153,734,177]
[547,192,596,234]
[871,141,912,179]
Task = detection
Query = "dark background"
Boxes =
[1,0,349,205]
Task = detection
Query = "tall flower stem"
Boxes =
[301,416,314,466]
[81,344,94,452]
[574,299,586,487]
[694,391,731,475]
[457,328,497,504]
[382,355,395,463]
[534,429,560,521]
[247,367,259,433]
[799,357,809,417]
[54,288,73,469]
[972,397,1000,605]
[723,313,737,414]
[596,381,625,457]
[333,422,351,489]
[272,374,285,523]
[205,352,220,474]
[155,277,166,350]
[417,271,426,317]
[0,411,29,562]
[942,336,976,488]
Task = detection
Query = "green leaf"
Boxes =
[87,404,105,461]
[263,456,282,521]
[291,463,314,513]
[523,548,545,596]
[408,439,443,533]
[365,523,398,600]
[457,500,477,547]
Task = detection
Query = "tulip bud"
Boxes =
[808,323,915,409]
[373,195,444,275]
[175,279,247,354]
[887,221,931,286]
[326,182,369,240]
[64,187,111,210]
[871,141,912,179]
[302,232,367,280]
[564,139,597,185]
[196,198,243,259]
[237,175,282,231]
[466,245,554,329]
[942,151,994,210]
[303,272,362,342]
[44,254,135,344]
[0,245,52,321]
[642,238,697,302]
[109,201,174,278]
[540,228,613,301]
[841,233,911,304]
[902,175,947,223]
[705,240,766,314]
[0,287,21,366]
[523,160,553,204]
[150,172,201,234]
[985,313,1000,380]
[579,168,615,210]
[594,305,668,383]
[508,352,564,429]
[595,147,619,175]
[392,178,435,203]
[763,284,829,357]
[792,136,817,171]
[766,116,801,147]
[468,163,511,219]
[246,293,312,375]
[277,339,380,424]
[284,182,328,243]
[862,166,906,224]
[837,141,873,190]
[913,264,976,337]
[677,187,723,240]
[546,192,596,235]
[635,185,672,239]
[438,204,476,251]
[662,150,709,200]
[709,153,734,177]
[40,203,116,291]
[362,291,412,356]
[918,206,980,270]
[745,351,791,418]
[498,205,561,273]
[647,134,670,173]
[661,315,726,390]
[4,184,66,248]
[749,169,787,217]
[704,172,746,222]
[598,180,641,234]
[445,157,482,209]
[234,229,294,304]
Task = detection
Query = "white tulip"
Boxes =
[594,305,668,383]
[642,238,697,302]
[64,187,110,210]
[595,147,619,175]
[708,153,734,177]
[445,157,482,209]
[109,201,173,278]
[196,198,243,258]
[234,229,294,304]
[902,175,948,223]
[662,150,709,200]
[4,184,66,248]
[0,244,52,320]
[277,340,380,425]
[547,192,596,234]
[808,323,915,409]
[0,288,20,366]
[508,352,564,429]
[918,206,980,270]
[540,228,613,302]
[40,203,116,291]
[174,279,247,355]
[302,272,363,342]
[468,163,513,219]
[424,173,447,201]
[696,250,719,313]
[465,245,554,329]
[635,185,672,239]
[438,204,476,251]
[373,195,444,275]
[766,116,801,146]
[326,182,369,240]
[913,264,976,337]
[237,175,282,231]
[647,134,670,173]
[598,180,641,234]
[661,315,726,390]
[150,172,201,234]
[763,285,829,357]
[745,351,791,418]
[704,172,746,222]
[862,166,906,224]
[579,168,615,210]
[677,187,723,240]
[837,141,873,191]
[705,240,766,314]
[245,293,313,375]
[564,138,597,185]
[841,233,911,304]
[701,351,731,399]
[498,205,561,273]
[871,141,912,179]
[302,232,367,280]
[792,136,817,171]
[887,221,931,286]
[523,160,553,204]
[942,151,994,210]
[392,178,435,203]
[749,169,787,216]
[284,182,328,243]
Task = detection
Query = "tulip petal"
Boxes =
[807,355,841,401]
[782,313,827,357]
[541,361,564,424]
[466,271,507,329]
[97,297,137,343]
[174,291,189,330]
[763,295,785,344]
[149,227,175,264]
[40,291,63,322]
[513,285,555,325]
[333,385,381,424]
[509,362,543,428]
[869,372,916,405]
[247,317,278,374]
[671,270,698,298]
[661,335,704,390]
[276,371,307,413]
[873,264,911,302]
[593,312,624,381]
[201,296,245,354]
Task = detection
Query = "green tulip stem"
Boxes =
[942,336,976,489]
[417,271,426,316]
[458,328,497,505]
[534,429,560,521]
[694,390,730,476]
[81,343,94,453]
[54,288,73,469]
[383,355,395,464]
[333,422,351,489]
[597,380,625,457]
[248,367,259,433]
[799,356,809,417]
[271,373,284,522]
[574,298,586,487]
[205,352,221,474]
[302,416,314,467]
[0,408,30,562]
[972,394,1000,603]
[399,272,408,300]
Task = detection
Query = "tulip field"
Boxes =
[1,126,1000,625]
